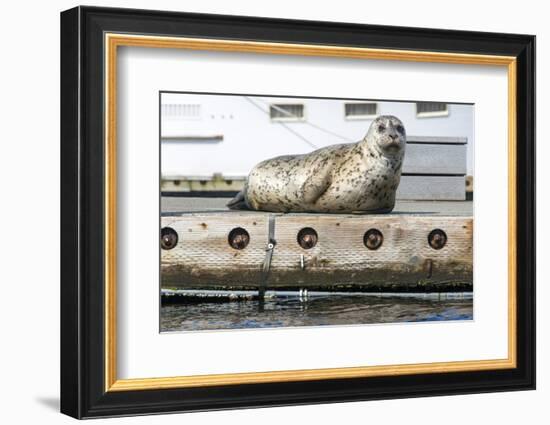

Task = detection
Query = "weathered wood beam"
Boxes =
[161,212,473,291]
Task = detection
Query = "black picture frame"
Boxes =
[61,5,535,419]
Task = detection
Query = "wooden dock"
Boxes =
[161,198,473,292]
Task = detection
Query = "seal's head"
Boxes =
[364,115,406,157]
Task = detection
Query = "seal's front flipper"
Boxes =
[301,171,331,204]
[227,190,248,210]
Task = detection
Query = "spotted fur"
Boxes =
[227,115,406,213]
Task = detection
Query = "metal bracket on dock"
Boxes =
[259,215,276,303]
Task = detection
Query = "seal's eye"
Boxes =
[377,124,386,132]
[396,125,405,134]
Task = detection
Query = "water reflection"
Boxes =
[160,293,473,332]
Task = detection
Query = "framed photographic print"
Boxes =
[60,6,535,419]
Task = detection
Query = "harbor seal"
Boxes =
[227,115,406,213]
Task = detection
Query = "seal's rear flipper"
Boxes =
[227,191,248,210]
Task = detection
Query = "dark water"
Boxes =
[160,293,473,332]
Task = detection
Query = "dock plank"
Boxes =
[161,197,473,216]
[161,212,473,291]
[406,136,467,144]
[402,144,466,175]
[397,176,466,201]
